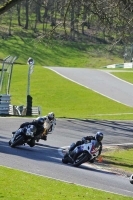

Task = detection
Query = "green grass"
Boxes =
[9,65,133,120]
[102,148,133,173]
[0,36,123,68]
[0,166,132,200]
[0,36,133,199]
[111,71,133,84]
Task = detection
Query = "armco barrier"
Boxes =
[0,94,11,115]
[104,62,133,68]
[9,105,41,116]
[32,106,41,116]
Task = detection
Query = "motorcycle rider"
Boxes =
[12,117,45,147]
[68,131,103,163]
[37,112,56,141]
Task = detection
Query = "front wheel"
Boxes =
[9,135,25,148]
[73,152,89,167]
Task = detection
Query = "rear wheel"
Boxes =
[62,153,71,164]
[62,158,69,164]
[73,152,89,167]
[27,139,35,147]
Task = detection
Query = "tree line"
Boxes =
[0,0,133,45]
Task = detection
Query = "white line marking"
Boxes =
[45,67,131,107]
[0,165,132,197]
[88,113,133,116]
[106,71,133,86]
[104,143,133,146]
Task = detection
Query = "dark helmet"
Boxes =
[95,131,103,142]
[48,112,55,120]
[37,117,44,125]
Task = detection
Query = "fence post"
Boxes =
[26,58,34,116]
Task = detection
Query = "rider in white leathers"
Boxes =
[36,112,56,141]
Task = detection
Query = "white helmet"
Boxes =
[129,174,133,184]
[48,112,55,120]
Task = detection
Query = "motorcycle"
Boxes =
[62,139,101,167]
[9,125,37,148]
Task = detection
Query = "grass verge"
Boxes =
[111,72,133,84]
[102,147,133,175]
[9,65,133,120]
[0,36,123,68]
[0,166,132,200]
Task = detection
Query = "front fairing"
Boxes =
[75,140,100,156]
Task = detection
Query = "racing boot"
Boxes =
[41,135,47,140]
[27,139,35,147]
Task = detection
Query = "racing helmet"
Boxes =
[129,174,133,184]
[37,117,44,125]
[48,112,55,120]
[95,131,103,142]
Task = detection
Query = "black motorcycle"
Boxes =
[9,125,37,148]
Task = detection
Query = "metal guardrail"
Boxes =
[0,56,41,116]
[0,94,11,115]
[9,105,41,116]
[32,106,41,116]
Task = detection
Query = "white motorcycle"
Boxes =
[62,140,101,167]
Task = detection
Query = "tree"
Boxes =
[1,0,133,46]
[24,0,29,29]
[0,0,24,15]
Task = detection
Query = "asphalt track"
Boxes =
[46,67,133,107]
[1,68,133,197]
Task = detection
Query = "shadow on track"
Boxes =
[0,139,62,165]
[0,140,122,176]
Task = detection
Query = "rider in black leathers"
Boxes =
[68,131,103,163]
[13,117,45,147]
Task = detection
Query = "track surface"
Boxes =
[1,117,133,197]
[46,67,133,107]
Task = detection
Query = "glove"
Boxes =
[82,137,87,143]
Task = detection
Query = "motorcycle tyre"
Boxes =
[9,140,12,146]
[10,135,24,148]
[62,158,69,164]
[62,153,70,164]
[73,152,89,167]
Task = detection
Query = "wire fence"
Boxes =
[0,55,17,94]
